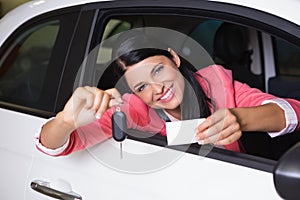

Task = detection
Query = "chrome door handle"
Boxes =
[30,180,82,200]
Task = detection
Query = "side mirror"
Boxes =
[274,142,300,199]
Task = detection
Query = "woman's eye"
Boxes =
[154,65,163,75]
[137,84,147,92]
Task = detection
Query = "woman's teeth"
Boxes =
[160,88,173,100]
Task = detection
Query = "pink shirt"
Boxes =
[35,65,299,156]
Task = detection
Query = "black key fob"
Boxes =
[112,109,127,142]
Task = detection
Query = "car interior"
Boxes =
[94,13,300,160]
[212,22,264,91]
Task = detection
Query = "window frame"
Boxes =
[81,1,300,172]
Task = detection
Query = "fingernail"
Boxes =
[95,113,102,119]
[197,140,204,145]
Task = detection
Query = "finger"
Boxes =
[197,108,239,139]
[199,122,241,145]
[74,87,94,109]
[95,92,111,118]
[92,90,102,111]
[214,122,239,140]
[196,119,226,140]
[105,88,123,104]
[84,86,96,92]
[109,98,122,108]
[84,87,105,111]
[215,130,242,146]
[196,117,212,132]
[198,132,220,145]
[196,110,225,132]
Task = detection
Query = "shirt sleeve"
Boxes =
[262,98,298,137]
[34,117,70,156]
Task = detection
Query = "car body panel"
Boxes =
[0,108,44,199]
[1,108,281,199]
[28,121,281,199]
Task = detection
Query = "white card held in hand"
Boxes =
[166,118,206,145]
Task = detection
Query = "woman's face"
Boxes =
[124,50,185,111]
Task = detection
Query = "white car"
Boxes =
[1,0,300,199]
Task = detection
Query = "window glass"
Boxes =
[189,19,222,57]
[0,20,59,108]
[94,19,132,90]
[269,37,300,101]
[97,19,131,64]
[274,37,300,75]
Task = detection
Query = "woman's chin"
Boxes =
[156,102,181,111]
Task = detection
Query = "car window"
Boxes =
[0,11,79,113]
[97,19,131,65]
[95,16,264,91]
[268,37,300,101]
[189,19,223,57]
[95,19,132,90]
[0,21,59,107]
[89,11,300,161]
[189,20,264,91]
[274,37,300,76]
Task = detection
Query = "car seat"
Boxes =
[213,22,264,90]
[213,23,300,160]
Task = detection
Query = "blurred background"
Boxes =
[0,0,31,17]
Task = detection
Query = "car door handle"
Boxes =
[30,180,82,200]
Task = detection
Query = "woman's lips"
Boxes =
[158,85,175,103]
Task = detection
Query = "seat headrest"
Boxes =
[213,23,249,64]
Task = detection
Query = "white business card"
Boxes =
[166,118,206,145]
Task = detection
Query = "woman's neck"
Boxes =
[165,106,181,120]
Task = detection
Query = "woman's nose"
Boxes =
[151,82,164,94]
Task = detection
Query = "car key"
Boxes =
[112,106,127,159]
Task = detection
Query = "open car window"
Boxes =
[85,7,300,166]
[270,37,300,100]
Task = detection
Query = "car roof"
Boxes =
[212,0,300,25]
[0,0,110,45]
[0,0,300,46]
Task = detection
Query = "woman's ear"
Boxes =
[168,48,181,68]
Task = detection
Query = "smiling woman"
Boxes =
[35,29,300,158]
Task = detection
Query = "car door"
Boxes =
[37,1,298,199]
[76,1,299,199]
[0,5,94,199]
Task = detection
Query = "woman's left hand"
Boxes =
[195,108,242,145]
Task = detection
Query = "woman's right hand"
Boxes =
[59,86,123,129]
